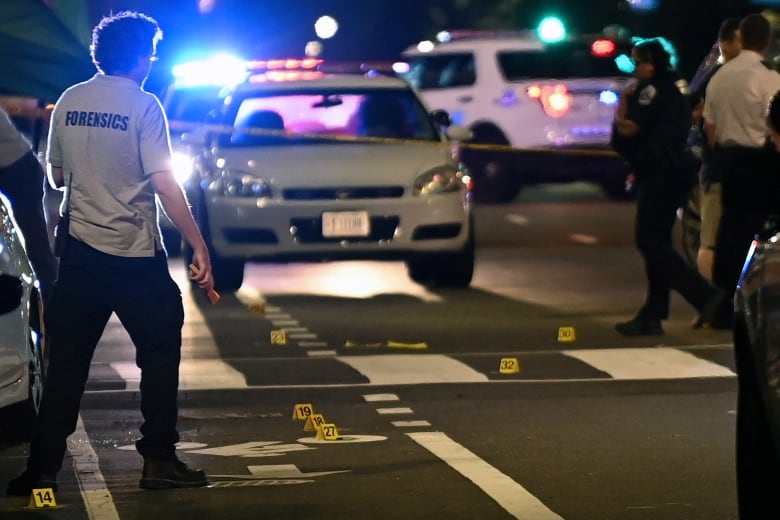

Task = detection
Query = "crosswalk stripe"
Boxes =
[562,347,735,379]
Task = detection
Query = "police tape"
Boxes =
[168,120,621,158]
[1,100,620,159]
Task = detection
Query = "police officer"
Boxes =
[611,38,724,336]
[703,13,780,326]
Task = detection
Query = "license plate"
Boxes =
[322,211,370,237]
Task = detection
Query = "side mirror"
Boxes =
[0,273,23,315]
[430,109,452,127]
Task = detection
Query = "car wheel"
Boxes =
[406,221,474,288]
[459,123,520,204]
[679,186,701,265]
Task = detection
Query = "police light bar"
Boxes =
[172,54,249,87]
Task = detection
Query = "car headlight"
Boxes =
[207,170,273,198]
[413,165,466,195]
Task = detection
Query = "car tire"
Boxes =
[406,220,474,288]
[459,123,520,204]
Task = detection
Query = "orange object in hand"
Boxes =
[188,264,220,304]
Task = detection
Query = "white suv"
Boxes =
[401,30,635,201]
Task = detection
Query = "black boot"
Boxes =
[139,457,208,490]
[6,469,58,496]
[615,317,663,336]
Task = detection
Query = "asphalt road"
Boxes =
[0,185,739,519]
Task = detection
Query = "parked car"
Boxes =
[400,27,635,202]
[733,215,780,514]
[0,195,45,443]
[179,60,474,291]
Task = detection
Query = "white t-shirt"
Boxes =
[47,74,173,257]
[703,50,780,148]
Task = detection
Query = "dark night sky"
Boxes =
[83,0,777,92]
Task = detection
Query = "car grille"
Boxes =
[290,216,400,242]
[283,186,405,200]
[223,228,279,244]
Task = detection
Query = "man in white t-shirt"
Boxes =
[6,11,214,495]
[702,12,780,327]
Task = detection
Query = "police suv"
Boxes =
[401,23,635,202]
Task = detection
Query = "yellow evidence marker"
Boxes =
[499,357,520,374]
[316,423,340,440]
[292,403,314,420]
[271,329,288,345]
[249,302,266,314]
[557,326,576,343]
[28,488,57,508]
[304,413,326,431]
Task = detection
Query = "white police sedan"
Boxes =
[179,61,474,292]
[0,196,45,443]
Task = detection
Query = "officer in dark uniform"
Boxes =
[611,38,724,336]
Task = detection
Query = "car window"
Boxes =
[404,53,476,90]
[221,88,440,147]
[497,41,631,80]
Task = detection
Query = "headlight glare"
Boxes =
[413,165,465,195]
[207,170,273,198]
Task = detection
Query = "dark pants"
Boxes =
[0,151,58,300]
[634,172,719,320]
[27,239,184,476]
[714,146,780,310]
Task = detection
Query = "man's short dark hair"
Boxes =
[739,13,771,52]
[90,11,162,75]
[718,17,741,42]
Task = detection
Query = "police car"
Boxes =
[400,21,636,202]
[177,59,474,291]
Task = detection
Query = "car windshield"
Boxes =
[220,88,440,147]
[497,41,632,80]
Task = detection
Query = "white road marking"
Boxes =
[408,432,563,520]
[363,393,400,402]
[392,420,431,427]
[376,407,414,415]
[298,341,329,348]
[306,350,338,357]
[563,347,736,379]
[289,332,318,339]
[70,415,120,520]
[339,354,488,385]
[271,319,300,327]
[246,464,349,479]
[568,233,599,245]
[505,213,529,225]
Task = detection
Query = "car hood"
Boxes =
[214,143,456,186]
